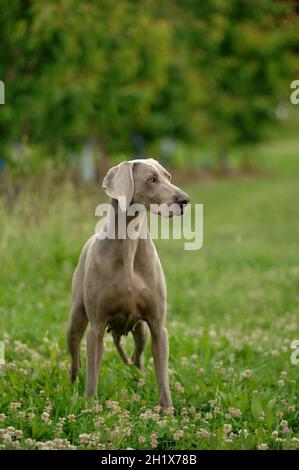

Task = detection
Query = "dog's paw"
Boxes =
[159,404,174,414]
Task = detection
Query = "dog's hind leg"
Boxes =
[67,304,88,382]
[112,333,133,365]
[132,321,149,371]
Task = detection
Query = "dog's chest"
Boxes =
[102,275,156,336]
[96,238,166,336]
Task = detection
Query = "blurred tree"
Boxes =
[0,0,298,166]
[149,0,298,167]
[0,0,171,155]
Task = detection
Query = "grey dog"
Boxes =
[67,158,190,410]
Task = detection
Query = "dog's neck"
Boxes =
[108,198,148,286]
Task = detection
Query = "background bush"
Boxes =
[0,0,298,170]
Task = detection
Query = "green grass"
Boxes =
[0,138,299,450]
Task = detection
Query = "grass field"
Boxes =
[0,137,299,450]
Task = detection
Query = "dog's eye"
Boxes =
[146,177,156,183]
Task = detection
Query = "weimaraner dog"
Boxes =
[67,158,190,410]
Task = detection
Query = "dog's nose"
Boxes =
[175,192,190,205]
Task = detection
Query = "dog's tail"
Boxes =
[112,332,132,365]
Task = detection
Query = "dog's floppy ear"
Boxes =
[102,161,134,211]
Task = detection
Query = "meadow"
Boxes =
[0,136,298,450]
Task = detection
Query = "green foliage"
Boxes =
[0,0,298,159]
[151,0,298,150]
[0,0,172,152]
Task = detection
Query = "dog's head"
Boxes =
[102,158,190,217]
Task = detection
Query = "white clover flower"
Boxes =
[174,430,184,441]
[258,443,268,450]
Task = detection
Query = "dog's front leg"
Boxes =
[86,322,105,399]
[149,320,172,410]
